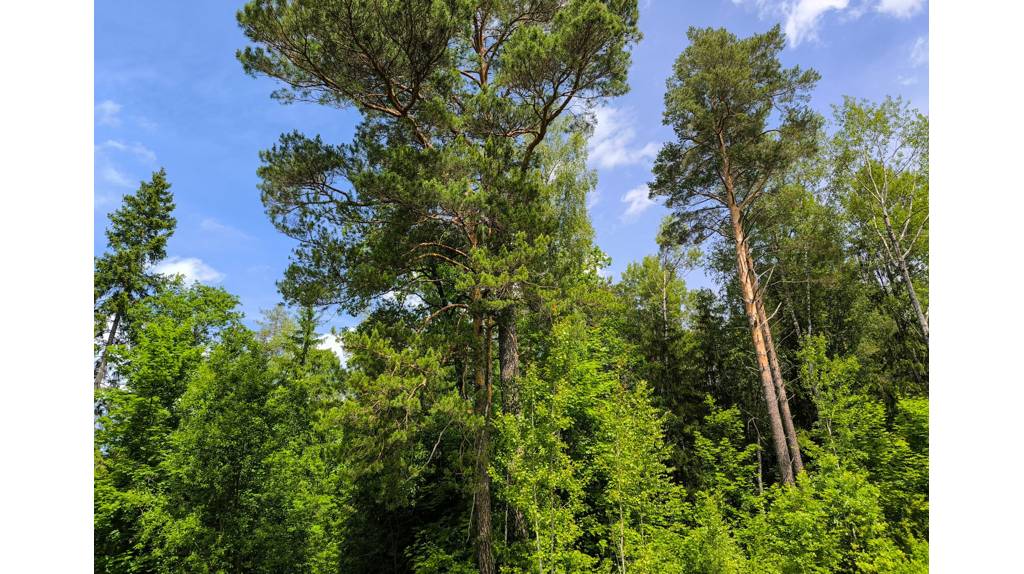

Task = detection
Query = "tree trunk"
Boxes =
[883,211,929,344]
[474,427,495,574]
[776,265,803,340]
[94,309,121,390]
[743,247,804,476]
[760,309,804,476]
[474,314,496,574]
[896,251,929,344]
[499,310,521,415]
[729,203,794,485]
[498,309,528,540]
[755,444,764,496]
[660,267,672,396]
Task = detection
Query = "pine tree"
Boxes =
[651,26,820,484]
[237,2,641,569]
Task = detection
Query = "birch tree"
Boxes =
[832,96,929,345]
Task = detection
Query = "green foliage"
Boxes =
[95,169,177,320]
[495,319,595,573]
[157,327,280,571]
[830,95,929,355]
[881,398,929,541]
[739,451,927,573]
[94,169,178,388]
[797,335,885,469]
[587,336,683,572]
[677,495,749,574]
[95,287,350,573]
[496,316,684,573]
[689,399,760,522]
[743,462,887,573]
[94,281,241,573]
[95,8,930,572]
[615,254,691,398]
[339,323,465,507]
[652,25,820,245]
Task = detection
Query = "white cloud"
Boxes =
[620,185,656,221]
[910,35,928,67]
[95,138,156,198]
[94,192,120,210]
[381,290,426,309]
[95,100,122,127]
[152,256,225,284]
[100,165,134,188]
[784,0,850,47]
[733,1,925,47]
[200,217,252,240]
[318,333,348,365]
[731,0,776,12]
[97,140,156,162]
[588,106,659,169]
[897,75,918,86]
[877,0,925,18]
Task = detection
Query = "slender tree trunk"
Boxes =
[760,311,804,475]
[755,444,764,496]
[474,314,496,574]
[742,248,804,476]
[498,309,528,540]
[94,309,121,390]
[499,310,521,415]
[776,264,803,339]
[660,267,671,396]
[883,211,928,344]
[728,203,794,485]
[896,250,928,344]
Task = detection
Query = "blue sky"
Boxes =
[95,0,928,332]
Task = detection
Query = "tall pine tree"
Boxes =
[651,26,820,484]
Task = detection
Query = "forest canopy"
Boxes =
[94,4,928,573]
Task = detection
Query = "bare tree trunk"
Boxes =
[660,266,672,397]
[896,251,929,344]
[474,314,496,574]
[776,265,803,339]
[755,445,764,497]
[882,211,928,344]
[94,310,121,390]
[743,248,804,476]
[498,309,528,540]
[760,311,804,475]
[729,203,794,485]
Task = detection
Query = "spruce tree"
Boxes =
[94,169,176,389]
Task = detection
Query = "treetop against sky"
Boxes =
[94,0,928,330]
